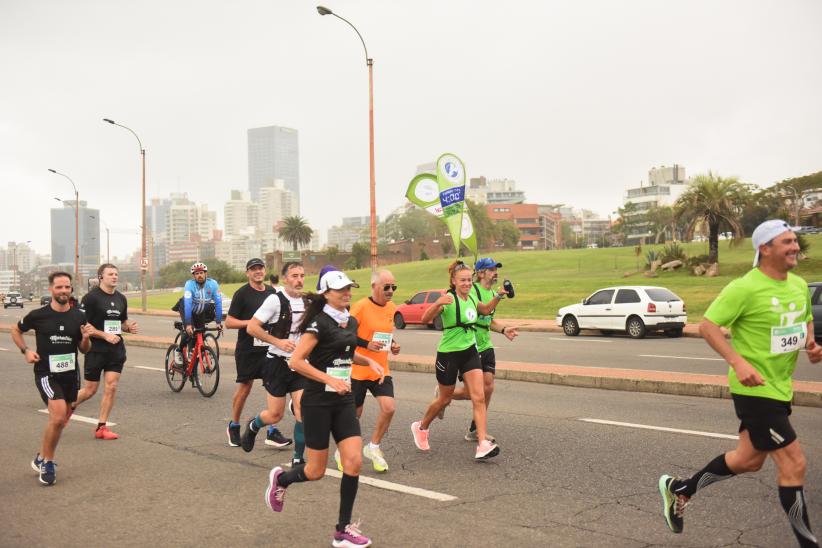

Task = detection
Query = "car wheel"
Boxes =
[664,328,683,338]
[562,315,580,336]
[393,313,406,330]
[626,316,646,339]
[432,316,443,331]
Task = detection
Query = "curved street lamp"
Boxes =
[317,5,377,272]
[48,169,80,282]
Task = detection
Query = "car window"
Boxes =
[615,289,641,304]
[425,291,443,303]
[644,288,681,302]
[811,287,820,306]
[410,292,427,305]
[587,290,615,306]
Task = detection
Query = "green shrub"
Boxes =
[660,242,687,263]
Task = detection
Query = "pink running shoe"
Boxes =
[474,439,500,460]
[332,520,372,547]
[265,466,287,512]
[411,421,430,451]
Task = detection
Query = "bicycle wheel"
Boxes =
[196,346,220,397]
[164,344,186,393]
[204,332,220,359]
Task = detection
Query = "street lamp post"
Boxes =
[317,5,378,272]
[48,169,79,283]
[103,118,147,311]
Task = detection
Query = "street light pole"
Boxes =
[48,169,79,283]
[317,5,378,272]
[103,118,147,311]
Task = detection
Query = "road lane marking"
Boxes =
[133,365,165,372]
[38,409,117,427]
[0,347,9,351]
[579,418,738,440]
[549,338,614,343]
[284,463,456,501]
[639,354,724,361]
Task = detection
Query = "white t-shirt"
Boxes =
[253,290,305,359]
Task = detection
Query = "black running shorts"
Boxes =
[235,350,267,383]
[301,402,361,450]
[435,347,482,387]
[352,376,394,407]
[732,394,797,451]
[262,355,305,397]
[35,372,79,405]
[84,349,125,382]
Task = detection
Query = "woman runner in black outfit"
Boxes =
[265,266,383,548]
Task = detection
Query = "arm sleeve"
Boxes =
[183,281,194,324]
[253,294,281,324]
[703,279,746,328]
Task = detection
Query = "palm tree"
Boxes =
[675,172,751,263]
[278,216,313,251]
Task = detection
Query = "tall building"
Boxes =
[327,216,375,252]
[224,190,259,239]
[147,196,172,242]
[50,200,100,268]
[622,164,689,243]
[248,125,299,209]
[258,180,295,235]
[467,176,526,204]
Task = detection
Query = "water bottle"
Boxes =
[503,279,515,299]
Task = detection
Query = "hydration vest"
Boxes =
[266,292,293,339]
[443,289,477,332]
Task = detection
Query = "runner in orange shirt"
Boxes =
[338,269,400,473]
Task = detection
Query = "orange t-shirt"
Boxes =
[350,297,396,381]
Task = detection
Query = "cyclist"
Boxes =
[177,262,222,362]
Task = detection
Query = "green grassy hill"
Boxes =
[130,235,822,321]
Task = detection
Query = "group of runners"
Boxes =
[10,218,822,547]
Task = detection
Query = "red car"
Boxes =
[394,289,446,330]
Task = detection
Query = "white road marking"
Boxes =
[0,347,9,351]
[549,337,614,343]
[639,354,724,361]
[579,418,738,440]
[284,463,456,501]
[38,409,117,426]
[133,365,165,372]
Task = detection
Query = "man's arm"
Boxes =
[490,318,518,341]
[183,281,194,325]
[246,317,295,353]
[11,324,39,364]
[225,315,248,330]
[212,281,223,324]
[807,321,821,363]
[700,318,765,386]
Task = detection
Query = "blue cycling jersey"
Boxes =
[183,278,222,325]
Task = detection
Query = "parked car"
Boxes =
[556,286,687,339]
[40,295,52,306]
[810,282,822,345]
[3,291,25,309]
[394,289,446,330]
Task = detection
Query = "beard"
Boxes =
[54,295,69,305]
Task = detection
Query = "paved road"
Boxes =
[4,302,822,381]
[1,344,821,547]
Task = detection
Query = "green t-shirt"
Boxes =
[437,291,479,353]
[473,283,497,352]
[704,268,812,401]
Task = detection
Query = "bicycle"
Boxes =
[164,321,221,397]
[171,324,221,359]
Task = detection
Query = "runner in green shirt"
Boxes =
[447,258,518,442]
[410,260,508,461]
[658,220,822,547]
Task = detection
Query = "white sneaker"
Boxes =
[474,439,500,460]
[465,429,496,443]
[363,445,388,473]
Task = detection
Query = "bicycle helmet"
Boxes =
[190,262,208,273]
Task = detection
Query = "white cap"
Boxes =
[317,270,359,294]
[751,219,795,267]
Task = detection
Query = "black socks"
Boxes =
[276,465,307,488]
[672,453,735,498]
[336,473,359,532]
[779,486,818,548]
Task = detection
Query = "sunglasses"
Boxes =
[383,284,397,291]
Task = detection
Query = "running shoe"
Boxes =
[474,439,500,460]
[334,448,343,472]
[464,428,496,443]
[39,461,56,486]
[411,421,430,451]
[363,445,388,473]
[332,520,372,548]
[434,385,447,420]
[227,423,241,447]
[95,426,119,440]
[264,426,293,448]
[265,466,287,512]
[31,453,44,473]
[241,420,260,452]
[658,474,685,533]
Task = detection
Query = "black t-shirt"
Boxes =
[228,283,276,355]
[18,305,87,375]
[302,312,359,406]
[80,286,129,353]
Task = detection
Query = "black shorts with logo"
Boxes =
[262,355,305,397]
[35,371,80,405]
[84,347,126,382]
[732,394,797,451]
[235,350,267,383]
[435,347,482,386]
[459,348,496,382]
[352,376,394,407]
[301,401,361,450]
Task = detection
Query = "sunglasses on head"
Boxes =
[383,284,397,291]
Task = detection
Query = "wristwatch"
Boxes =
[20,346,28,354]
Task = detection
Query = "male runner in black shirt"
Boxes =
[11,271,91,486]
[75,264,138,440]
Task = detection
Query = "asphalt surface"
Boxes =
[1,344,821,547]
[4,302,821,382]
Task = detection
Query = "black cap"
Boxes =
[246,258,265,270]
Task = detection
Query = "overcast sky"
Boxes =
[2,0,821,258]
